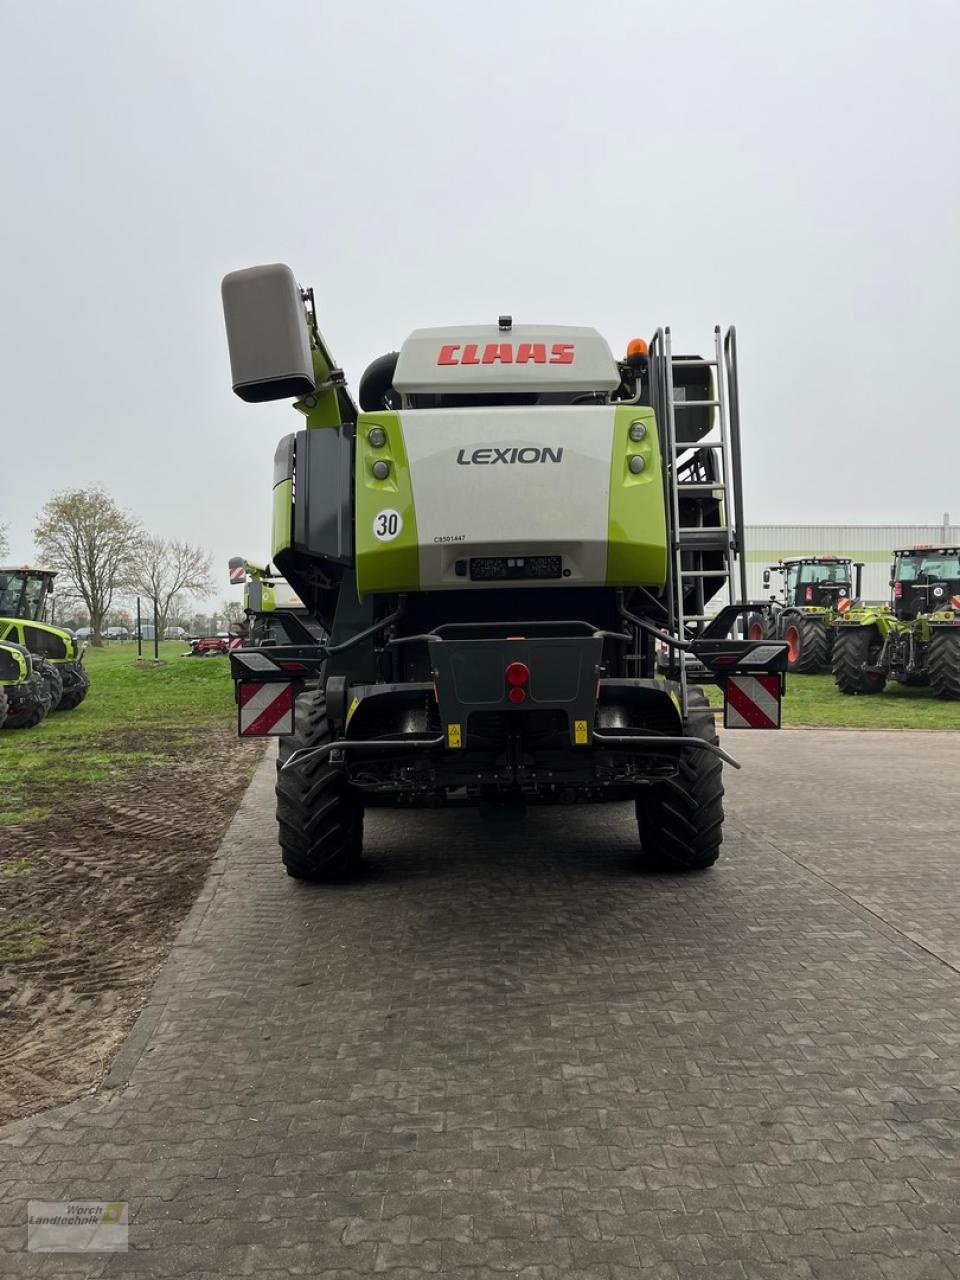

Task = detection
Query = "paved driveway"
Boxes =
[2,729,960,1278]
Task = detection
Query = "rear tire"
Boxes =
[634,687,724,872]
[275,690,363,881]
[832,625,886,694]
[57,663,90,711]
[928,629,960,700]
[783,615,829,673]
[0,687,7,729]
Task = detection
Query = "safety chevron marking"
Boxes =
[723,673,782,730]
[238,681,294,737]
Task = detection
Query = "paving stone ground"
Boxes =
[2,727,960,1279]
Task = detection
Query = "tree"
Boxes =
[220,599,245,627]
[130,538,214,637]
[34,488,142,645]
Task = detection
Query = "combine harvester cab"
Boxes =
[220,263,788,880]
[0,567,90,711]
[748,556,862,673]
[833,546,960,698]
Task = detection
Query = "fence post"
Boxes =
[153,598,160,661]
[136,597,143,659]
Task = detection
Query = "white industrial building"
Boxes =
[740,521,959,604]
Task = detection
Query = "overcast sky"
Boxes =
[1,0,958,605]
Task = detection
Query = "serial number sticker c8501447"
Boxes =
[373,509,403,542]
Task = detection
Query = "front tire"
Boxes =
[36,660,63,712]
[275,690,363,881]
[746,613,770,642]
[634,687,724,872]
[57,663,90,711]
[783,615,829,673]
[928,629,960,700]
[2,677,51,729]
[832,625,886,694]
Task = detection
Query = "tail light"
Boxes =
[804,586,814,602]
[505,661,529,704]
[894,582,903,599]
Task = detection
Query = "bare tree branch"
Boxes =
[130,538,214,636]
[33,488,142,645]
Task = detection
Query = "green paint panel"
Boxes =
[606,406,668,587]
[0,618,78,663]
[354,413,420,596]
[272,478,293,559]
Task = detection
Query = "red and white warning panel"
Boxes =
[238,681,294,737]
[723,673,782,730]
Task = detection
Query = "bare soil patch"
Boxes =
[0,727,265,1126]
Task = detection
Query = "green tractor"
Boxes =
[0,567,91,711]
[747,556,863,673]
[832,545,960,698]
[0,639,53,730]
[217,263,788,881]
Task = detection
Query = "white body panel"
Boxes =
[394,324,620,394]
[400,406,616,590]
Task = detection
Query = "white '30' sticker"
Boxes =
[373,509,403,542]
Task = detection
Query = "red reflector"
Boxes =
[278,661,307,671]
[505,661,529,686]
[508,686,526,704]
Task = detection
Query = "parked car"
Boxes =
[164,626,188,641]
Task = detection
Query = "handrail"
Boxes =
[724,326,749,610]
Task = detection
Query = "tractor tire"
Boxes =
[57,663,90,711]
[746,613,770,641]
[634,687,724,872]
[832,626,886,695]
[2,678,52,729]
[0,687,7,729]
[36,660,63,712]
[275,689,363,881]
[782,614,829,674]
[928,629,960,700]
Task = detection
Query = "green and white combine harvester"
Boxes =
[747,556,864,673]
[0,567,90,727]
[832,545,960,699]
[220,263,788,880]
[228,556,326,647]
